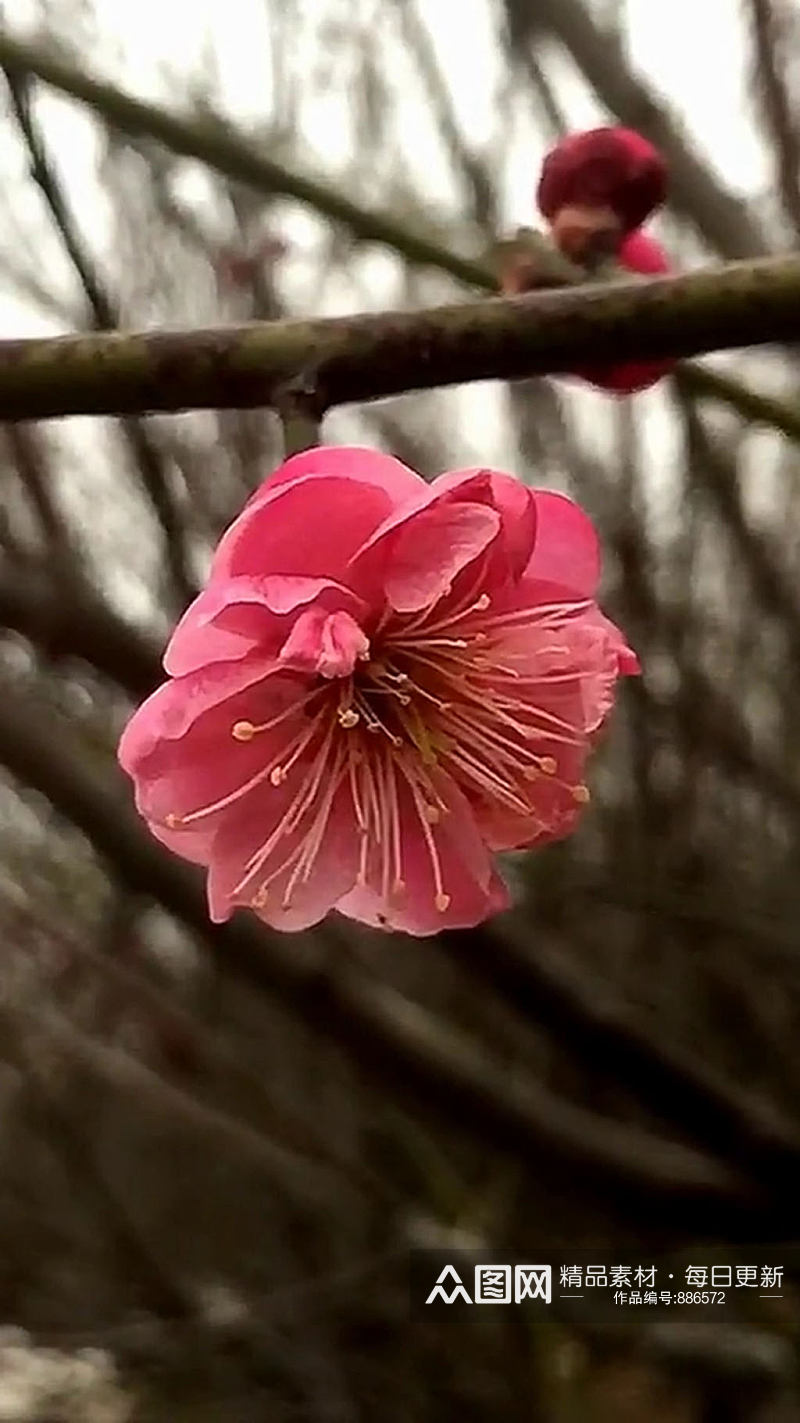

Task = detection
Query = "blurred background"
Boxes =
[0,0,800,1418]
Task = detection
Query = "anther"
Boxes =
[338,708,360,729]
[231,721,255,741]
[572,784,591,804]
[435,892,451,912]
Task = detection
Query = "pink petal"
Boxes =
[118,653,280,769]
[207,780,361,931]
[336,773,509,934]
[430,468,537,579]
[464,607,632,852]
[349,466,535,587]
[524,491,601,597]
[278,606,369,679]
[212,477,392,582]
[239,445,424,515]
[164,575,362,677]
[212,448,425,583]
[119,670,308,838]
[384,501,500,613]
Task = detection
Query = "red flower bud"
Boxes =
[573,229,674,393]
[538,127,667,237]
[548,203,622,265]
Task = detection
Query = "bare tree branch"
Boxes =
[2,423,76,573]
[0,257,798,420]
[0,28,796,441]
[438,921,800,1191]
[0,563,161,696]
[746,0,800,237]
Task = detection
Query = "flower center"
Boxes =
[166,582,593,916]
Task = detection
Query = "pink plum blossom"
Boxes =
[118,448,638,935]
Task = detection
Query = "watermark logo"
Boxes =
[425,1264,552,1306]
[411,1250,790,1322]
[426,1266,473,1305]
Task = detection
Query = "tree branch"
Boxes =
[0,999,193,1319]
[0,257,798,420]
[439,922,800,1192]
[745,0,800,238]
[1,28,797,440]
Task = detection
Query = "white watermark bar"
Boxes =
[409,1249,794,1324]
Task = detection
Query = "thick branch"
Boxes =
[1,29,797,440]
[0,258,798,420]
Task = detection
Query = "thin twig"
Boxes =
[746,0,800,237]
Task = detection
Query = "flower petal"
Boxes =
[212,448,425,582]
[524,490,601,597]
[118,653,281,769]
[164,575,362,677]
[278,607,369,679]
[242,445,423,509]
[119,670,310,842]
[207,780,361,931]
[336,772,509,934]
[430,468,537,579]
[384,501,500,613]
